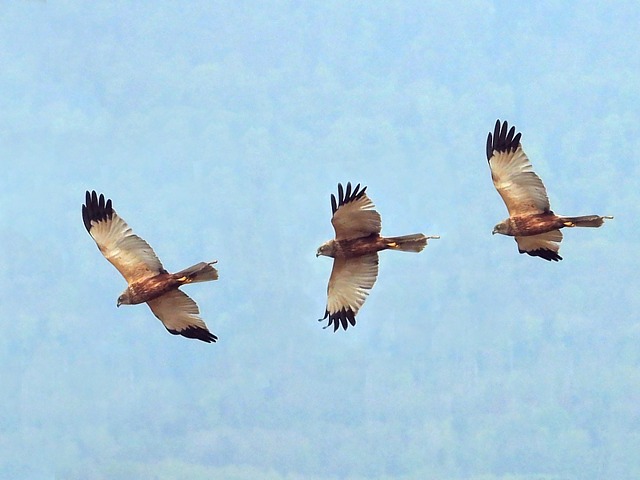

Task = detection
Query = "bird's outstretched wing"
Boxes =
[487,120,550,216]
[515,230,563,261]
[320,254,379,331]
[331,182,381,240]
[147,290,217,343]
[82,190,164,283]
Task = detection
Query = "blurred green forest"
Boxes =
[5,289,640,480]
[1,1,638,479]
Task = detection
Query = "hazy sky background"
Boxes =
[1,1,638,479]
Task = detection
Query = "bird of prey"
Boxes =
[316,182,439,331]
[82,191,219,342]
[486,120,613,261]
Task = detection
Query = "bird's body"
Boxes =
[494,213,611,238]
[82,191,219,343]
[117,261,216,306]
[495,212,566,237]
[119,273,178,305]
[318,233,425,259]
[486,120,612,261]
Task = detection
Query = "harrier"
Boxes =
[486,120,613,261]
[82,191,219,342]
[316,182,439,331]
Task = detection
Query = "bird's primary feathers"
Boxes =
[82,191,219,343]
[316,182,439,331]
[486,120,613,261]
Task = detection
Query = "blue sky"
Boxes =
[1,1,638,479]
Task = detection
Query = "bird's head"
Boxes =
[492,221,510,236]
[316,240,336,258]
[117,291,132,308]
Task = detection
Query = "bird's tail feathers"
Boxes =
[561,215,613,228]
[174,261,219,283]
[385,233,439,253]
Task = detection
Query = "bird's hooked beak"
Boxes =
[492,229,497,235]
[116,298,122,308]
[316,251,320,257]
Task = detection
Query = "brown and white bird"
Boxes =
[486,120,613,261]
[82,191,219,342]
[316,182,439,331]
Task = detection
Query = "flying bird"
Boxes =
[82,191,219,342]
[316,182,439,331]
[486,120,613,261]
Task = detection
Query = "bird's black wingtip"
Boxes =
[333,182,367,213]
[82,190,113,233]
[519,248,562,262]
[319,307,357,331]
[487,119,521,161]
[168,326,218,343]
